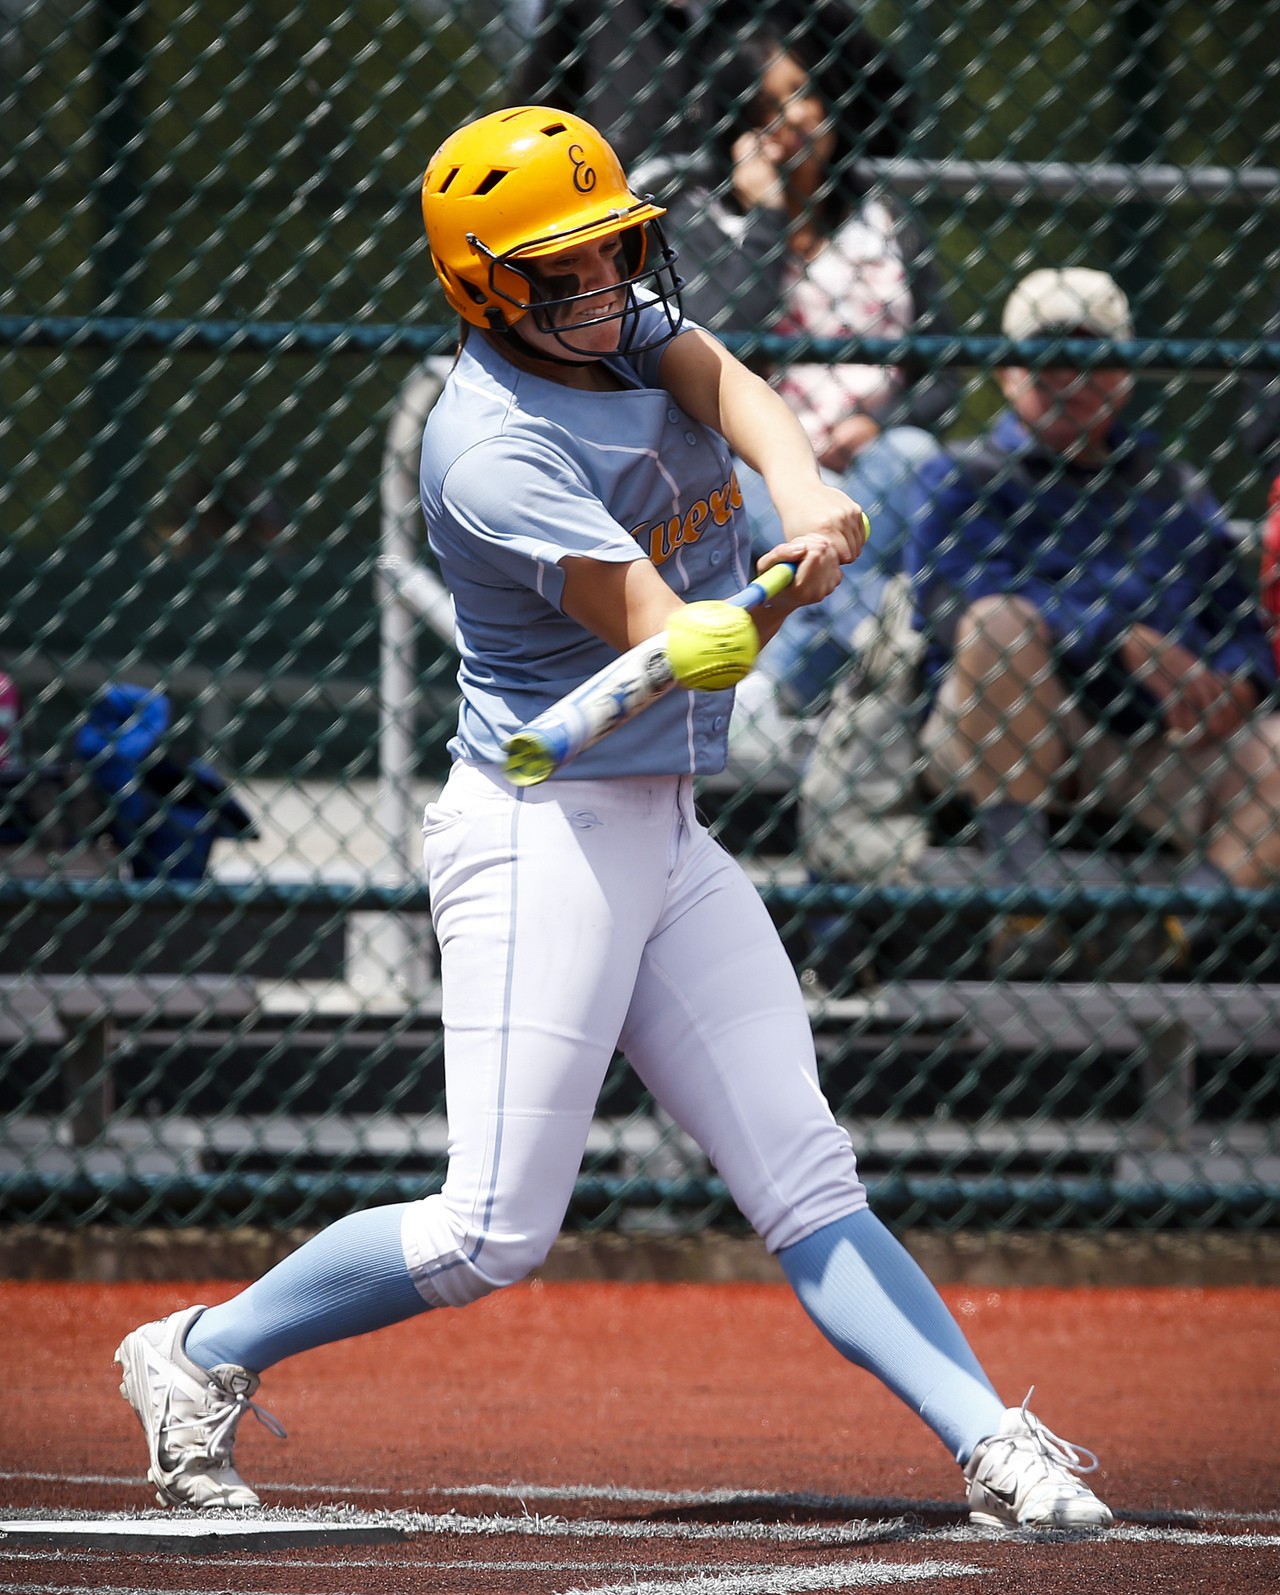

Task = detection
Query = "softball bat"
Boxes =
[503,561,797,786]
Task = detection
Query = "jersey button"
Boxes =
[709,550,722,566]
[684,431,697,445]
[713,716,727,730]
[667,408,680,423]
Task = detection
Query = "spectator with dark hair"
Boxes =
[664,1,959,717]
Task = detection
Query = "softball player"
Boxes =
[116,107,1111,1533]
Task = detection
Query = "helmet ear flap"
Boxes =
[431,251,493,319]
[488,256,537,322]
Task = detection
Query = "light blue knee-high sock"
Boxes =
[183,1204,428,1374]
[779,1208,1007,1463]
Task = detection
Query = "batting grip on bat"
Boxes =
[503,561,798,787]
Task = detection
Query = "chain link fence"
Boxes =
[2,0,1279,1235]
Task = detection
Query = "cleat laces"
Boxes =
[1011,1387,1100,1478]
[160,1372,286,1471]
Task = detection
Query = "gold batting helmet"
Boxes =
[421,106,682,353]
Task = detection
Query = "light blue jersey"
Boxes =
[420,303,754,778]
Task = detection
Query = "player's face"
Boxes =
[999,354,1132,461]
[521,235,628,360]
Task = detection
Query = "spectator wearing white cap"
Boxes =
[903,266,1280,978]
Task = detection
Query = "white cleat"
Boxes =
[115,1304,286,1509]
[964,1391,1114,1532]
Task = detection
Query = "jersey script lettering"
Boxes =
[628,470,743,564]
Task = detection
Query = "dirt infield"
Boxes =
[2,1279,1277,1593]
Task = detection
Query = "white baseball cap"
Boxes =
[1001,267,1134,341]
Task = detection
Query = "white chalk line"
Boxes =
[0,1567,974,1595]
[0,1588,277,1595]
[0,1565,980,1595]
[0,1557,952,1582]
[1,1510,1277,1553]
[1,1517,1276,1595]
[928,1522,1280,1550]
[0,1555,640,1572]
[557,1564,979,1595]
[0,1473,920,1507]
[4,1470,1279,1528]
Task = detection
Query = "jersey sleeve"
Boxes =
[629,296,702,389]
[435,436,645,611]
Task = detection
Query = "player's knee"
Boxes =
[736,1126,868,1255]
[401,1197,555,1308]
[756,1176,870,1255]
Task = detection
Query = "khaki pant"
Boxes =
[921,664,1256,854]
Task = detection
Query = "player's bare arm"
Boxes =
[657,326,869,567]
[560,555,685,653]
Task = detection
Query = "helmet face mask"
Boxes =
[475,217,682,359]
[422,107,684,357]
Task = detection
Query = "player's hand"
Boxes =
[1120,624,1256,742]
[768,479,869,566]
[755,484,868,616]
[757,534,845,613]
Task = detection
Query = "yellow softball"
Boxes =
[665,601,759,692]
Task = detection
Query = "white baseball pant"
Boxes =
[402,759,867,1308]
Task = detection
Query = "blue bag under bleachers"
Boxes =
[75,684,257,880]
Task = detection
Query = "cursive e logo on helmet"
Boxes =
[567,143,596,194]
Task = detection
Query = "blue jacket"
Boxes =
[906,411,1276,725]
